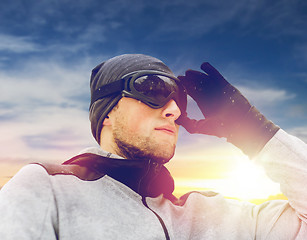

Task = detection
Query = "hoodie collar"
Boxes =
[63,151,175,201]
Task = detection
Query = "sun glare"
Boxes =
[173,155,281,202]
[223,159,281,200]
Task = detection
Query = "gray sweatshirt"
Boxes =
[0,129,307,239]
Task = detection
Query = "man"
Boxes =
[0,54,306,239]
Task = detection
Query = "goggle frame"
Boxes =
[91,70,187,113]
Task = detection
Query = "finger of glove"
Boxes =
[177,75,186,82]
[184,70,209,91]
[200,62,220,76]
[180,116,225,137]
[200,62,229,87]
[178,71,207,98]
[178,75,194,94]
[178,70,208,87]
[185,69,208,80]
[180,116,205,134]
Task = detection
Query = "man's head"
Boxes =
[89,54,186,163]
[102,97,181,163]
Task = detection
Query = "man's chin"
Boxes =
[131,148,174,165]
[114,136,176,164]
[151,145,176,164]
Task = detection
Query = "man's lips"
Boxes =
[155,125,177,135]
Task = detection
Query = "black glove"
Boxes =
[178,62,280,158]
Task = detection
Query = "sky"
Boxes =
[0,0,306,201]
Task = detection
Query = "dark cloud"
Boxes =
[0,0,305,46]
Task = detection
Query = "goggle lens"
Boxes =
[130,74,186,112]
[133,75,178,101]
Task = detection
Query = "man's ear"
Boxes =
[103,116,112,126]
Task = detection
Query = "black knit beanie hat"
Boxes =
[89,54,175,144]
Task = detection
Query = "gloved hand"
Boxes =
[178,62,280,158]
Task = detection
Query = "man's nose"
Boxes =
[161,99,181,121]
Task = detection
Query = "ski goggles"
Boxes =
[90,70,187,113]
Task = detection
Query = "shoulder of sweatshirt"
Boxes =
[0,164,53,196]
[0,165,60,239]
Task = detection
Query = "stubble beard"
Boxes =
[112,121,176,164]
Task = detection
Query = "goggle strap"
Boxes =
[90,79,124,107]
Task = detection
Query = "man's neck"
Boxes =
[79,147,124,159]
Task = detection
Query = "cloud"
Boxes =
[212,61,298,110]
[0,31,104,58]
[266,0,306,37]
[0,57,92,107]
[287,104,307,119]
[0,57,100,161]
[0,0,305,58]
[0,0,304,168]
[139,0,249,39]
[120,0,306,41]
[0,105,97,160]
[287,126,307,143]
[0,34,40,53]
[237,85,296,107]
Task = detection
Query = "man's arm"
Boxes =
[249,129,307,238]
[258,129,307,217]
[178,62,307,237]
[0,164,58,240]
[177,62,279,159]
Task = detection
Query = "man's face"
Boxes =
[106,97,181,163]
